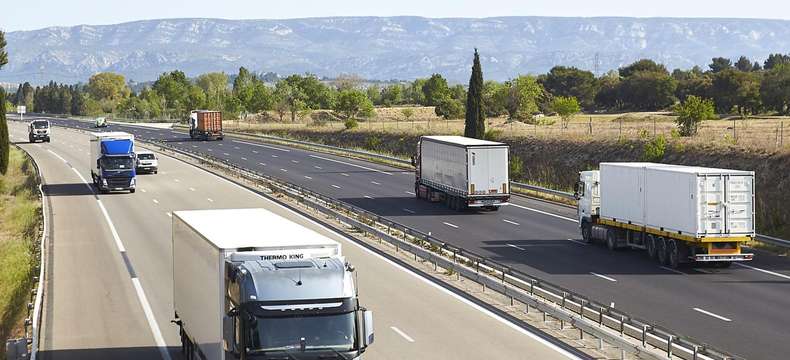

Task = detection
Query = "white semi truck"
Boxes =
[172,208,374,360]
[412,135,510,211]
[89,132,136,193]
[575,162,755,268]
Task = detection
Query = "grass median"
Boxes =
[0,147,41,350]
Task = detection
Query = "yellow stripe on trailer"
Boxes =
[597,218,751,244]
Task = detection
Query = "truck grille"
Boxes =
[107,177,131,188]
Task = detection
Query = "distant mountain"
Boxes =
[3,16,790,84]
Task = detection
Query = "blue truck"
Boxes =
[90,132,137,193]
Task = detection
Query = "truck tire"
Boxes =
[581,221,593,243]
[606,230,619,251]
[645,235,657,259]
[667,240,680,268]
[130,189,136,194]
[657,237,670,265]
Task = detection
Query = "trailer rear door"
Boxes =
[467,147,508,195]
[698,174,754,235]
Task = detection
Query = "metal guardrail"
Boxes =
[145,137,742,360]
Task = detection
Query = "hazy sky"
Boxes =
[3,0,789,32]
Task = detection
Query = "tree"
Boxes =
[499,75,543,120]
[709,57,733,73]
[735,56,753,72]
[334,74,363,91]
[421,74,450,106]
[674,95,715,136]
[760,65,790,114]
[248,82,273,113]
[233,67,256,110]
[594,70,622,110]
[334,89,374,120]
[381,84,404,106]
[764,53,790,70]
[674,70,712,102]
[281,74,335,109]
[464,49,485,138]
[88,72,130,102]
[366,85,382,105]
[482,81,506,117]
[0,88,7,174]
[619,59,667,78]
[274,80,307,122]
[710,69,762,115]
[0,30,7,69]
[619,70,676,110]
[152,70,191,117]
[401,108,414,124]
[436,97,464,119]
[539,66,597,109]
[197,72,228,110]
[551,96,581,128]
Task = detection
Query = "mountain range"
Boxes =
[3,16,790,84]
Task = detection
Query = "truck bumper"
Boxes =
[693,253,753,262]
[467,196,510,207]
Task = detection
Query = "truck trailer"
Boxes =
[172,208,374,360]
[413,135,510,211]
[575,162,755,268]
[189,110,224,141]
[89,132,136,193]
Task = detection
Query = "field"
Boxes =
[0,147,42,351]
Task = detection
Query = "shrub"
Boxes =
[344,118,358,130]
[642,135,667,162]
[483,129,502,141]
[365,135,382,150]
[674,95,716,136]
[509,155,524,178]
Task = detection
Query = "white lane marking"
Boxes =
[192,145,197,148]
[96,200,126,252]
[331,184,341,189]
[507,243,526,251]
[207,198,214,202]
[232,140,291,152]
[259,163,267,166]
[509,203,578,223]
[567,239,588,246]
[217,143,223,146]
[234,146,240,150]
[207,149,213,152]
[443,222,459,229]
[280,168,288,172]
[370,181,381,185]
[304,176,313,180]
[189,187,196,192]
[152,199,159,204]
[402,208,416,214]
[47,149,68,163]
[272,155,278,158]
[503,219,520,226]
[292,160,300,164]
[252,150,258,154]
[314,165,322,169]
[341,173,349,177]
[590,272,617,282]
[390,326,415,343]
[223,152,230,156]
[174,179,180,183]
[735,263,790,281]
[405,191,415,195]
[141,189,147,193]
[693,308,732,322]
[241,157,248,161]
[660,266,685,275]
[364,195,374,199]
[166,212,172,218]
[131,277,172,360]
[309,154,393,175]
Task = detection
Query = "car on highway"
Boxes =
[135,150,159,174]
[95,117,108,128]
[28,120,51,143]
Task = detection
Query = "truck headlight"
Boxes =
[130,178,136,187]
[102,179,108,186]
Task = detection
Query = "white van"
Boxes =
[135,150,159,174]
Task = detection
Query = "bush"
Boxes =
[509,155,524,179]
[365,135,382,150]
[344,118,358,130]
[483,129,502,141]
[674,95,716,136]
[642,135,667,162]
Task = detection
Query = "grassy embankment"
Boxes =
[223,108,790,241]
[0,147,42,349]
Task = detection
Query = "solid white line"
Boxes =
[693,307,732,322]
[402,208,416,214]
[152,199,159,204]
[371,181,381,185]
[566,239,588,246]
[660,266,685,275]
[503,219,520,226]
[364,195,374,199]
[304,176,313,180]
[234,146,240,150]
[309,154,393,175]
[232,140,291,152]
[47,149,68,163]
[390,326,415,343]
[590,272,617,282]
[131,278,172,360]
[96,200,126,253]
[207,149,213,152]
[507,243,526,251]
[331,184,341,189]
[735,263,790,280]
[509,203,578,223]
[443,222,459,229]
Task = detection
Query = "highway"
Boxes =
[16,115,790,359]
[7,120,580,360]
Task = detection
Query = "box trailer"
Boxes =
[172,208,373,360]
[189,110,223,141]
[576,162,755,268]
[89,132,136,193]
[412,135,510,211]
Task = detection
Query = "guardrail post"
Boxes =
[599,307,604,327]
[619,316,625,336]
[692,345,698,360]
[642,325,649,347]
[667,335,673,358]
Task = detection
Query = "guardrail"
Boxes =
[145,137,742,360]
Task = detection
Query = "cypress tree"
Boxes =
[0,88,8,175]
[464,49,485,139]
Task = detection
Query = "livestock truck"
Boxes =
[413,135,510,211]
[89,132,136,193]
[575,162,755,268]
[189,110,224,140]
[172,208,374,360]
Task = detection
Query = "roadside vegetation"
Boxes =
[0,147,41,348]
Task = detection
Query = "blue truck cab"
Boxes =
[90,132,136,193]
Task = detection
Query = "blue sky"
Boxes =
[3,0,789,31]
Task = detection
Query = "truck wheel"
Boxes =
[668,240,680,269]
[645,235,657,259]
[130,189,136,194]
[657,237,670,265]
[606,230,618,251]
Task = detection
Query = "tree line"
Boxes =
[9,53,790,124]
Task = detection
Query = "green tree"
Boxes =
[401,108,414,124]
[436,97,464,119]
[673,95,716,136]
[233,67,256,110]
[421,74,450,106]
[87,72,130,103]
[381,84,403,106]
[709,57,733,73]
[152,70,191,117]
[735,56,753,72]
[551,96,581,128]
[763,53,790,70]
[197,72,229,110]
[482,80,506,117]
[464,49,485,138]
[249,82,273,113]
[0,30,7,69]
[539,66,598,109]
[594,70,622,110]
[498,75,543,120]
[711,69,762,115]
[0,88,7,175]
[366,85,382,105]
[334,89,374,120]
[619,59,667,78]
[760,64,790,114]
[674,69,712,102]
[406,79,427,105]
[619,70,677,110]
[281,74,335,109]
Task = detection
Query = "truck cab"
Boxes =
[90,132,136,193]
[28,120,51,143]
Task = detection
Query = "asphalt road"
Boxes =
[8,120,579,360]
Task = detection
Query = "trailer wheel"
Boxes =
[645,235,657,259]
[581,221,593,243]
[606,230,619,251]
[657,237,670,265]
[667,240,680,269]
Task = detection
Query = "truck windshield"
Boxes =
[100,157,134,170]
[32,121,48,129]
[249,312,356,353]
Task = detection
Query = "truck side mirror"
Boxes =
[362,310,374,347]
[574,181,584,200]
[410,156,416,167]
[96,160,101,169]
[222,313,237,353]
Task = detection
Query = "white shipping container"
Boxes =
[420,136,509,196]
[600,163,755,238]
[172,208,342,360]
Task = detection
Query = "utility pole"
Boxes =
[594,53,600,77]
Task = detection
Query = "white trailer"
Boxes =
[576,162,755,268]
[173,208,373,360]
[413,135,510,211]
